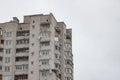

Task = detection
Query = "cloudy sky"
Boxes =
[0,0,120,80]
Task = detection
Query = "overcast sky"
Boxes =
[0,0,120,80]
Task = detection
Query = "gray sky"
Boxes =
[0,0,120,80]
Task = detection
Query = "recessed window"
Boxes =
[33,20,35,23]
[40,41,50,46]
[40,32,50,37]
[65,68,72,74]
[40,70,49,77]
[17,39,29,44]
[39,50,49,56]
[31,52,34,55]
[17,30,29,36]
[4,66,10,72]
[31,71,34,74]
[6,32,12,37]
[65,77,72,80]
[39,59,49,65]
[32,25,35,29]
[32,43,34,46]
[5,57,10,63]
[5,49,11,54]
[6,40,12,45]
[65,43,71,49]
[16,65,28,71]
[32,34,35,37]
[31,61,34,65]
[64,51,72,57]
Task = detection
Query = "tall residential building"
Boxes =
[0,13,73,80]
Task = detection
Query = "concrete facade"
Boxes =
[0,13,73,80]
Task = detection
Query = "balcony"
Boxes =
[0,74,2,80]
[15,74,28,80]
[0,43,4,48]
[54,59,60,64]
[39,65,51,70]
[0,57,2,62]
[40,37,50,42]
[16,30,30,40]
[16,48,29,53]
[17,30,30,36]
[40,22,50,27]
[66,34,71,40]
[16,44,29,48]
[65,60,73,69]
[0,52,3,57]
[55,27,61,33]
[16,52,29,57]
[15,70,28,75]
[0,48,3,52]
[15,61,28,65]
[15,79,28,80]
[16,36,29,40]
[40,41,51,50]
[15,57,28,65]
[39,55,50,60]
[66,39,71,43]
[65,56,73,61]
[16,56,28,61]
[40,46,51,50]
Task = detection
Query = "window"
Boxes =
[55,54,60,59]
[65,68,72,74]
[17,30,29,36]
[55,63,60,69]
[5,49,11,54]
[16,48,29,53]
[40,70,49,77]
[16,39,29,44]
[5,57,10,63]
[39,60,49,65]
[65,51,72,57]
[65,77,72,80]
[4,66,10,72]
[6,40,12,45]
[54,37,59,41]
[55,45,60,50]
[16,65,28,71]
[40,32,50,37]
[40,41,50,46]
[65,43,71,49]
[65,60,72,65]
[4,76,12,80]
[39,50,49,56]
[6,32,12,37]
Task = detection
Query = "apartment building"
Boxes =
[0,13,73,80]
